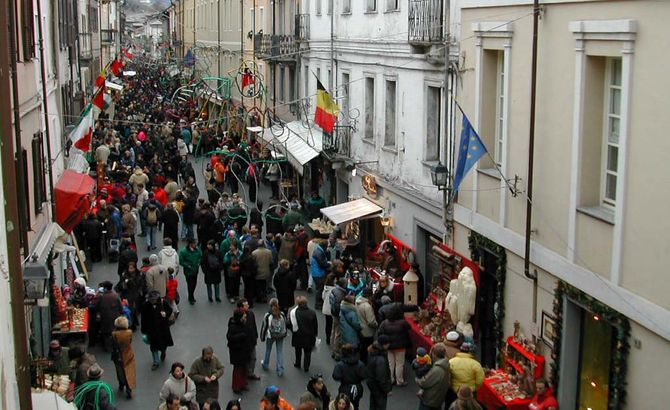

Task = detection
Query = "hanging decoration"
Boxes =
[550,281,630,409]
[468,231,507,366]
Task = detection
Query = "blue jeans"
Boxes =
[147,225,157,248]
[206,283,221,300]
[263,338,284,375]
[151,350,160,365]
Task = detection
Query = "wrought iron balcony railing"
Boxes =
[101,29,116,44]
[408,0,444,45]
[254,34,298,61]
[323,125,352,158]
[79,33,93,59]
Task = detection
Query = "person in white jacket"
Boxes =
[158,239,180,275]
[159,362,197,406]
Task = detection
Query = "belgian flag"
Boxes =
[314,79,340,134]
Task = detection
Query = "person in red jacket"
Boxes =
[529,379,559,410]
[166,268,180,319]
[153,186,169,207]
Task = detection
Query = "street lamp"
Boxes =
[23,257,50,301]
[430,162,450,191]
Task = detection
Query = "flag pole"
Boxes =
[451,98,518,198]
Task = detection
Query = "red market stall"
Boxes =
[55,170,96,233]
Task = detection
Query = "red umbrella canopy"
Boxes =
[55,170,96,233]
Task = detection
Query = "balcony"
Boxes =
[408,0,444,46]
[79,33,93,60]
[101,29,116,44]
[294,14,310,42]
[323,125,352,159]
[254,34,298,63]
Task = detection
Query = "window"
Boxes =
[279,67,285,102]
[316,0,322,15]
[259,7,265,32]
[20,0,35,60]
[289,67,296,102]
[384,80,396,147]
[327,69,331,90]
[342,0,351,13]
[494,52,506,166]
[425,85,441,161]
[602,58,622,207]
[386,0,399,11]
[479,49,504,169]
[366,0,377,12]
[304,64,310,98]
[365,77,375,140]
[32,133,46,214]
[340,72,351,123]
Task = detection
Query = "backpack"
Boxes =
[269,313,287,340]
[147,208,158,225]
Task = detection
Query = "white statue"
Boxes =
[446,279,460,324]
[456,267,477,325]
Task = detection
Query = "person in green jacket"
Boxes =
[282,203,304,232]
[179,238,203,304]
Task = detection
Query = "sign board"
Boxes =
[362,175,377,198]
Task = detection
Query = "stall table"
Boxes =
[52,308,89,347]
[477,375,531,410]
[407,317,434,353]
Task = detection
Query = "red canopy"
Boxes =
[55,170,96,233]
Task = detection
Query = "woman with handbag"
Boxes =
[111,316,136,399]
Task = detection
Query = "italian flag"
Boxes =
[314,79,340,134]
[69,105,94,152]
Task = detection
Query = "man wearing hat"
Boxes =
[445,331,463,359]
[73,364,117,410]
[47,340,70,375]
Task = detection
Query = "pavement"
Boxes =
[87,156,420,409]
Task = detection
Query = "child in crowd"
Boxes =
[412,347,433,397]
[166,267,180,320]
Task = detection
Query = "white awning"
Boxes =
[29,222,67,265]
[262,121,324,174]
[320,198,384,225]
[31,391,77,410]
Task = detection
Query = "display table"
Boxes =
[477,375,531,410]
[52,308,89,346]
[407,317,434,353]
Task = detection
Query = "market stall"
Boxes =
[477,335,546,409]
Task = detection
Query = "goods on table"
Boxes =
[54,308,87,332]
[486,370,528,401]
[308,218,336,235]
[53,285,68,322]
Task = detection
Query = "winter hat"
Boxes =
[416,347,428,357]
[74,277,87,287]
[149,254,159,265]
[460,342,475,353]
[381,295,392,305]
[114,316,129,330]
[87,364,104,379]
[457,386,473,400]
[446,331,460,342]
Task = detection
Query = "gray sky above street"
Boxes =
[125,0,171,20]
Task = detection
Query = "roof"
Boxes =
[320,198,384,225]
[262,121,324,174]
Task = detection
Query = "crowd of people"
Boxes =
[61,56,558,410]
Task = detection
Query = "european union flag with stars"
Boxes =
[453,112,488,194]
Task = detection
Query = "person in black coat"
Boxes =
[201,240,223,302]
[161,202,180,249]
[117,237,138,277]
[236,298,260,379]
[115,261,145,331]
[289,296,318,372]
[227,308,251,393]
[333,344,368,410]
[82,213,104,262]
[366,338,392,410]
[181,193,197,240]
[196,204,217,249]
[376,303,411,386]
[272,259,297,313]
[141,290,174,370]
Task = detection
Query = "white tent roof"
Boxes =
[320,198,384,225]
[262,121,324,174]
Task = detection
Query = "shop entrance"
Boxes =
[477,248,500,369]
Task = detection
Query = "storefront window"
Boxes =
[578,311,613,409]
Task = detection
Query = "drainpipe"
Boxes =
[3,0,34,407]
[217,0,221,79]
[523,0,541,323]
[240,0,244,106]
[272,0,276,110]
[36,0,56,219]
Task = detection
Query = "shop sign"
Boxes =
[362,175,377,198]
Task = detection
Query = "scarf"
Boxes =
[289,305,299,333]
